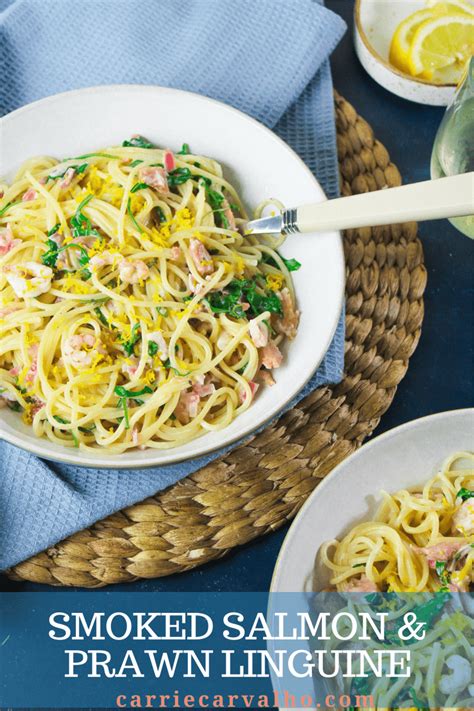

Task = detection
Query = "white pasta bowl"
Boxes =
[0,85,344,468]
[270,408,474,593]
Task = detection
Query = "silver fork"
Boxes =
[244,172,474,235]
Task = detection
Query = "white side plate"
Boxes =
[271,409,474,593]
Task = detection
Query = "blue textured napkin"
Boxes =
[0,0,346,569]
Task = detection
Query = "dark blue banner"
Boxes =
[1,592,473,709]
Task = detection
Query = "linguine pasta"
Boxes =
[320,451,474,592]
[0,137,300,453]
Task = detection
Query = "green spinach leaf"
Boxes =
[457,487,474,501]
[121,323,141,357]
[122,136,155,149]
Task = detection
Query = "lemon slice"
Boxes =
[425,0,474,15]
[408,13,474,81]
[390,8,435,72]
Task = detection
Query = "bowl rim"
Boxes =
[0,83,345,468]
[270,407,474,593]
[354,0,457,88]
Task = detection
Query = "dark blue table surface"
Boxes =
[2,0,473,594]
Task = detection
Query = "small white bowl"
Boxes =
[354,0,457,106]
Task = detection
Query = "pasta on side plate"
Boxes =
[0,137,300,452]
[320,451,474,592]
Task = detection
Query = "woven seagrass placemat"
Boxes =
[7,92,427,588]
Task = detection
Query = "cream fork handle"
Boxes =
[296,172,474,233]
